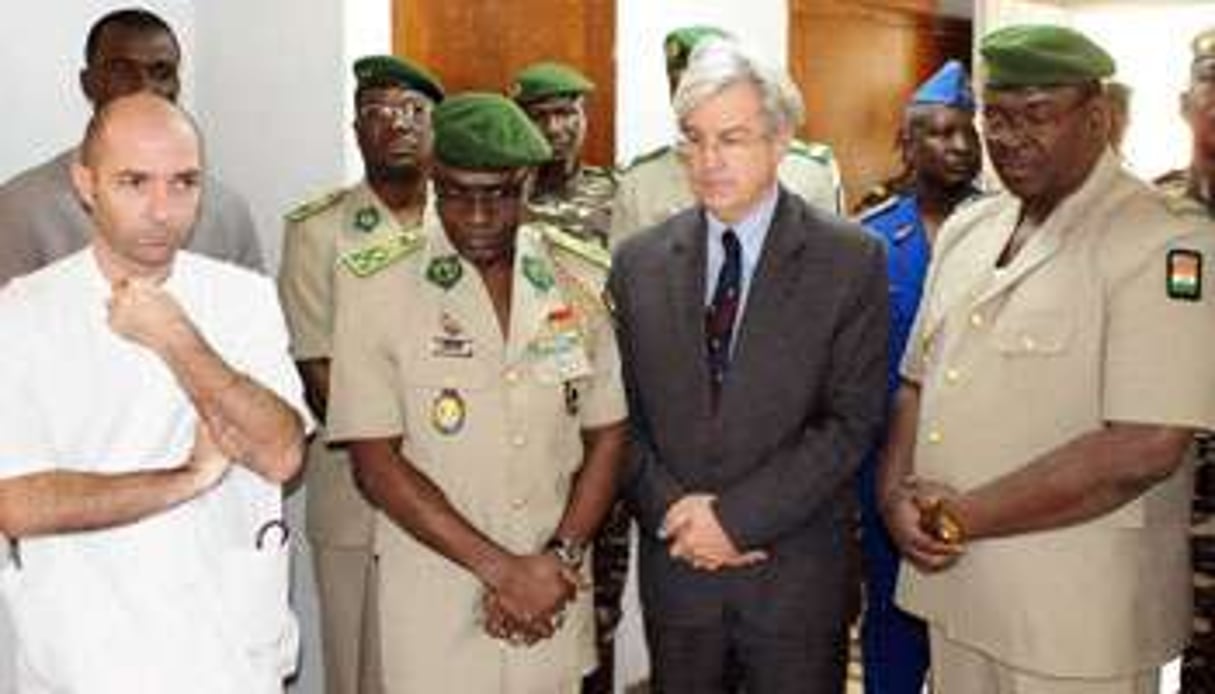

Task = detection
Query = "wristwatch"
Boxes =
[544,536,588,572]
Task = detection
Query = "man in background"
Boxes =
[278,54,444,694]
[0,7,263,286]
[610,26,844,240]
[511,61,616,247]
[855,59,982,694]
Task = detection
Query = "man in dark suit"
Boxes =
[608,38,888,693]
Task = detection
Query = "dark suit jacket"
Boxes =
[608,187,888,634]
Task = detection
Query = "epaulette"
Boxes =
[854,194,899,224]
[1153,168,1188,187]
[339,229,424,278]
[788,140,835,165]
[284,188,347,223]
[621,145,671,172]
[538,223,611,270]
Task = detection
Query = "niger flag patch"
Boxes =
[1167,249,1203,301]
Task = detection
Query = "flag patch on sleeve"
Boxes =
[1167,249,1203,301]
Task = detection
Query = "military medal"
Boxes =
[426,255,464,290]
[431,388,466,435]
[1167,248,1203,301]
[353,205,381,233]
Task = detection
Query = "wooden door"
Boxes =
[395,0,616,167]
[789,0,972,209]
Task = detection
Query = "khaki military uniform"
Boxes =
[609,139,843,241]
[897,151,1215,684]
[279,181,426,694]
[527,165,616,246]
[326,218,627,693]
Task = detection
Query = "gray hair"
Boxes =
[672,38,805,134]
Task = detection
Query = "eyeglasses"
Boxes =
[358,101,430,124]
[675,129,772,161]
[982,93,1093,141]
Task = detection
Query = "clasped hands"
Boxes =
[481,552,583,647]
[882,476,965,573]
[661,494,767,572]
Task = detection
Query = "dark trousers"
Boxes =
[858,457,929,694]
[645,615,847,694]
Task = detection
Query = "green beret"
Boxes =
[980,24,1115,88]
[433,92,552,169]
[510,62,594,103]
[353,55,445,103]
[664,25,730,73]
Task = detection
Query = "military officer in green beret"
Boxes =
[610,27,845,241]
[880,24,1215,693]
[1155,26,1215,691]
[326,92,627,693]
[511,62,616,248]
[277,53,444,694]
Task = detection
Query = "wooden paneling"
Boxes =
[789,0,971,207]
[394,0,616,167]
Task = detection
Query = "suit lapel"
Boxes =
[664,211,712,401]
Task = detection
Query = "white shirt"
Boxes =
[0,249,307,694]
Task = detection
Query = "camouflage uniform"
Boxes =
[1159,167,1215,693]
[527,165,616,248]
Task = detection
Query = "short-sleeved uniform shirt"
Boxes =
[897,151,1215,677]
[327,219,627,692]
[0,249,308,693]
[609,139,844,241]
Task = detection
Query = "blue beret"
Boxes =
[911,60,975,111]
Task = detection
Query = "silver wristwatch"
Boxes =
[544,537,587,571]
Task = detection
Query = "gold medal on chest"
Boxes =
[431,388,466,435]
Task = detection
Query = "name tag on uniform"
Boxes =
[431,335,474,358]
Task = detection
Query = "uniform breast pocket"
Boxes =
[994,310,1074,357]
[403,353,492,441]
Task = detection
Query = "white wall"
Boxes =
[615,0,788,165]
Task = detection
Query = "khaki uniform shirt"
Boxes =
[608,139,844,241]
[278,181,427,547]
[326,219,627,693]
[898,151,1215,677]
[527,165,616,246]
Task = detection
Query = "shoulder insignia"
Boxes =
[1153,169,1188,187]
[854,194,899,224]
[338,230,423,278]
[582,164,619,184]
[788,140,835,165]
[622,145,671,172]
[538,223,611,269]
[285,188,347,223]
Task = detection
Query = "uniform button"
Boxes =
[927,429,943,444]
[511,434,527,447]
[1021,336,1036,351]
[969,313,984,327]
[504,369,520,384]
[945,368,960,384]
[511,498,527,510]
